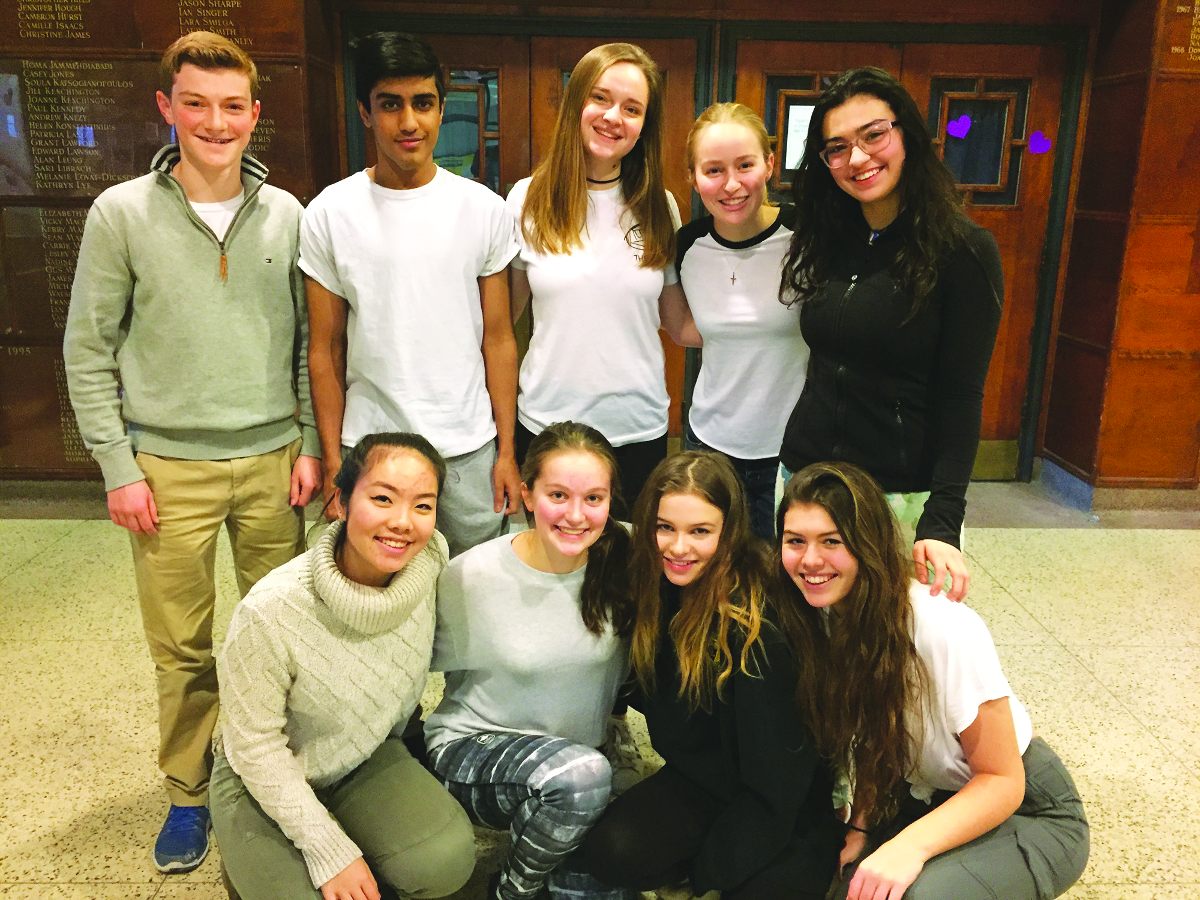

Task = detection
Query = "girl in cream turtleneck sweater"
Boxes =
[211,432,475,900]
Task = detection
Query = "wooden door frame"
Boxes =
[719,20,1088,481]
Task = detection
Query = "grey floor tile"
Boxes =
[1072,645,1200,773]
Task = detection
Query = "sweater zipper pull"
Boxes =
[219,248,228,281]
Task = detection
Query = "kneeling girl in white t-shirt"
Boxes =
[776,461,1089,900]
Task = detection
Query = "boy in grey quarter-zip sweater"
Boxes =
[62,31,321,876]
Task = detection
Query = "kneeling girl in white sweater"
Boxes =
[212,433,475,900]
[425,421,634,900]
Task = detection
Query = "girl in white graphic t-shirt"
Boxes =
[507,42,688,511]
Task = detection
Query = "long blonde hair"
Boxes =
[629,452,770,711]
[519,42,675,269]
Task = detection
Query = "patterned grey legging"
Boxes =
[429,732,621,899]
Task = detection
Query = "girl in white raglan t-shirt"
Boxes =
[508,42,687,509]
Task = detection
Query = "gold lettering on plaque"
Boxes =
[21,59,136,192]
[178,0,253,47]
[55,357,92,463]
[39,207,87,329]
[15,0,93,40]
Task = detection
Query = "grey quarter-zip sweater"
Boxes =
[63,145,318,490]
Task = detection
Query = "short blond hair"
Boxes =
[159,31,258,99]
[685,102,773,176]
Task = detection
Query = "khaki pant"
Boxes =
[212,739,475,898]
[130,440,303,806]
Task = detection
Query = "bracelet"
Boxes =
[847,823,871,835]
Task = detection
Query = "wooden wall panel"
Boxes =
[1057,216,1125,349]
[1,0,307,55]
[1132,79,1200,216]
[1093,0,1157,76]
[1121,222,1199,296]
[1073,78,1146,214]
[0,346,92,476]
[336,0,1092,25]
[1097,357,1200,483]
[1042,340,1108,476]
[0,0,316,478]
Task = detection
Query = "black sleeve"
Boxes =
[691,626,824,892]
[674,215,711,281]
[916,224,1004,546]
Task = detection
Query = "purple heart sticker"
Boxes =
[1029,131,1052,154]
[946,114,972,139]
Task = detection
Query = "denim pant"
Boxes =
[684,424,778,541]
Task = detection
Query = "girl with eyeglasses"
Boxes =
[776,461,1088,899]
[779,67,1005,602]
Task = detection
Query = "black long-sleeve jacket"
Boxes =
[633,584,837,892]
[779,211,1004,546]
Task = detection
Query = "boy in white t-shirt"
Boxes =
[302,31,521,556]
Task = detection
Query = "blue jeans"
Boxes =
[684,424,778,541]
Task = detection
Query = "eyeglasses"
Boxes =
[818,120,900,169]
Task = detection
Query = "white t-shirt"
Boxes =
[425,533,629,751]
[190,190,244,241]
[906,582,1034,800]
[299,168,519,457]
[508,177,681,446]
[676,207,808,459]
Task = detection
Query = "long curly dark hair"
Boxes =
[780,67,968,318]
[773,462,930,826]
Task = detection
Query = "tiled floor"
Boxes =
[0,484,1197,898]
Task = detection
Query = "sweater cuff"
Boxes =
[300,424,322,459]
[94,444,146,492]
[303,825,363,890]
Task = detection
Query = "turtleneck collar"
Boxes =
[309,521,444,636]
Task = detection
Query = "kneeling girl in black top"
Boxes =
[575,451,841,898]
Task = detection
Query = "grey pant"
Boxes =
[430,732,621,899]
[834,737,1089,900]
[211,738,475,899]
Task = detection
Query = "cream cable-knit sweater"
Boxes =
[216,521,448,888]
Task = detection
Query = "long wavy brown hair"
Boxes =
[773,461,930,826]
[518,42,675,269]
[629,452,771,711]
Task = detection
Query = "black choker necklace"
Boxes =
[586,173,621,184]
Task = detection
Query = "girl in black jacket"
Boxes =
[574,451,841,898]
[779,67,1004,602]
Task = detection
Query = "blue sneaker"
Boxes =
[153,804,210,873]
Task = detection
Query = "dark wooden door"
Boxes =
[734,39,1069,478]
